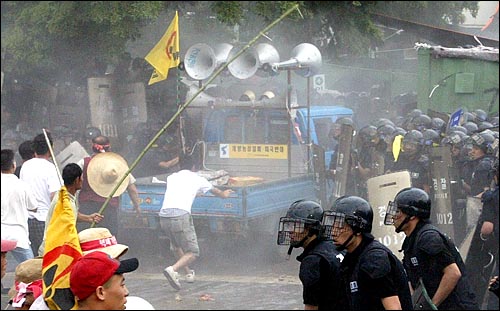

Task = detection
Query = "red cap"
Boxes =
[70,251,138,300]
[1,239,17,252]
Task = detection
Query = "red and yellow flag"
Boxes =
[145,11,180,85]
[42,186,82,310]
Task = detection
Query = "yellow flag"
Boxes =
[392,134,404,162]
[145,11,180,85]
[42,186,82,310]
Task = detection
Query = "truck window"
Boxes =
[244,111,266,143]
[268,117,289,144]
[224,115,243,143]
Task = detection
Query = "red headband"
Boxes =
[12,280,43,308]
[80,235,118,252]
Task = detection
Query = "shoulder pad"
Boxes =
[417,229,445,256]
[360,248,390,278]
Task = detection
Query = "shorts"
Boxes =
[159,213,200,256]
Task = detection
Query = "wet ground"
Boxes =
[1,236,304,310]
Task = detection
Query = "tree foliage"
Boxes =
[1,1,479,85]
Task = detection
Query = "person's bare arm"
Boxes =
[77,212,104,224]
[210,187,233,198]
[127,183,142,214]
[381,296,402,310]
[159,156,179,169]
[432,263,461,307]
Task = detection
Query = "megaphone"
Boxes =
[270,43,322,77]
[255,43,280,77]
[228,46,260,80]
[184,43,217,80]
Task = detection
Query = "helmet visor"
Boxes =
[320,211,346,240]
[384,201,398,225]
[277,217,307,245]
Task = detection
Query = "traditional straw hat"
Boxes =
[14,258,43,283]
[87,152,130,197]
[78,227,128,258]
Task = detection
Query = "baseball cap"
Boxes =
[78,227,129,258]
[70,251,139,300]
[1,239,17,252]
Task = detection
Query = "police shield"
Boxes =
[428,146,455,240]
[367,170,411,260]
[332,124,354,200]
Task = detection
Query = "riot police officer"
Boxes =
[385,187,478,310]
[277,200,347,310]
[463,132,495,197]
[322,196,412,310]
[391,130,431,194]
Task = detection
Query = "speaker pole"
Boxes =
[307,76,311,174]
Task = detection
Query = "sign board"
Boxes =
[55,141,89,169]
[313,74,325,91]
[219,144,287,159]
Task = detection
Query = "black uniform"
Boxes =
[468,155,495,196]
[297,239,347,310]
[401,221,478,310]
[392,152,430,190]
[340,234,413,310]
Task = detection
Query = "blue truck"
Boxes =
[120,98,352,258]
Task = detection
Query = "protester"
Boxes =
[14,140,34,178]
[322,196,413,310]
[77,135,141,236]
[277,199,346,309]
[38,163,103,256]
[385,187,478,309]
[1,149,37,264]
[159,154,232,290]
[7,258,43,310]
[69,251,139,310]
[20,133,62,256]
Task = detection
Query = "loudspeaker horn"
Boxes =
[270,43,322,77]
[227,46,260,80]
[255,43,280,77]
[184,43,217,80]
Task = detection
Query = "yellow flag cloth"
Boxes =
[42,186,82,310]
[145,11,180,85]
[392,134,404,162]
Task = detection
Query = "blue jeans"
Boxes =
[10,247,34,263]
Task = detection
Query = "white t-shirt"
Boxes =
[1,173,37,249]
[159,170,213,216]
[20,158,62,222]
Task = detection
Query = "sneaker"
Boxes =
[163,266,181,290]
[185,270,195,283]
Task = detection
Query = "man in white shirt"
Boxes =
[1,149,37,263]
[160,154,233,290]
[20,133,62,256]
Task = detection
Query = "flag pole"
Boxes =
[42,128,63,187]
[92,4,301,224]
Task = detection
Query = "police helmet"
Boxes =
[413,114,432,130]
[462,111,476,123]
[447,125,468,135]
[84,126,101,140]
[469,132,495,153]
[286,200,324,228]
[372,118,394,128]
[335,117,354,126]
[377,124,395,139]
[393,187,431,219]
[473,109,488,123]
[478,121,494,131]
[330,196,373,233]
[431,117,446,132]
[422,129,440,146]
[463,122,479,134]
[393,127,407,137]
[490,116,498,126]
[442,131,466,146]
[408,109,422,119]
[403,130,424,145]
[359,125,378,144]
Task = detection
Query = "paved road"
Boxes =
[1,240,304,310]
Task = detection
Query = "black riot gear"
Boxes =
[422,129,440,146]
[413,114,432,131]
[463,122,479,134]
[390,187,431,219]
[325,196,373,233]
[473,109,488,123]
[469,132,495,154]
[431,117,446,133]
[277,200,324,249]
